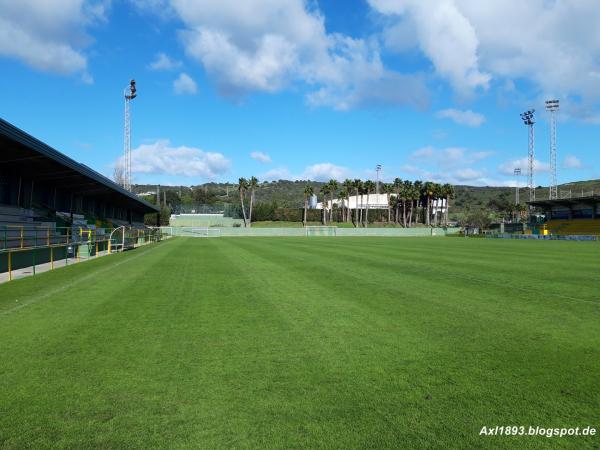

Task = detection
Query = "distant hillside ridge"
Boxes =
[133,178,600,213]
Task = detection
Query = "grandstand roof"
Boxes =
[528,195,600,208]
[0,118,158,214]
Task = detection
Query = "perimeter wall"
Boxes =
[163,227,460,237]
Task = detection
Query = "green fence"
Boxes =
[162,227,460,237]
[169,215,244,228]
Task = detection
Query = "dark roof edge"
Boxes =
[527,195,600,206]
[0,118,159,212]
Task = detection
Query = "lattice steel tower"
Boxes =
[520,109,535,202]
[123,80,137,191]
[514,168,521,205]
[545,99,559,200]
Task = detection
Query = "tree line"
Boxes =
[307,179,455,228]
[236,176,456,228]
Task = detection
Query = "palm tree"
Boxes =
[327,179,338,224]
[429,183,438,226]
[518,203,527,222]
[238,177,248,227]
[342,179,353,222]
[402,180,415,228]
[401,180,411,227]
[393,178,402,224]
[423,181,434,226]
[442,183,454,226]
[303,184,314,227]
[248,176,259,227]
[346,189,352,222]
[383,183,393,223]
[363,180,375,228]
[353,179,362,227]
[339,188,349,223]
[320,185,330,225]
[412,180,422,225]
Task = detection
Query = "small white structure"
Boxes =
[431,198,448,219]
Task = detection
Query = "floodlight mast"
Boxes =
[375,164,382,194]
[123,79,137,191]
[514,168,521,205]
[545,99,559,200]
[520,109,536,202]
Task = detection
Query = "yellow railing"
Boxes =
[1,226,164,283]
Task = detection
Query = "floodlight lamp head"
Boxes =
[545,99,559,111]
[125,79,137,100]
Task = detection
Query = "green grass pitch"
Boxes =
[1,237,598,449]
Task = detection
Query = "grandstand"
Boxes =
[529,194,600,235]
[542,218,600,236]
[0,118,158,232]
[0,118,160,279]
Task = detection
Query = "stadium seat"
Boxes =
[545,219,600,236]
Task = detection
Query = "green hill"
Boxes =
[133,179,600,215]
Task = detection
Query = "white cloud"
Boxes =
[401,163,497,186]
[434,169,502,186]
[169,0,428,109]
[409,146,493,167]
[409,146,435,160]
[261,163,351,181]
[369,0,600,107]
[305,71,428,111]
[173,72,198,95]
[369,0,490,97]
[250,151,272,164]
[149,52,182,70]
[403,146,497,185]
[0,0,107,78]
[130,0,171,13]
[121,139,230,179]
[563,155,582,169]
[262,167,291,181]
[300,163,350,181]
[453,168,486,182]
[498,157,550,176]
[436,108,485,127]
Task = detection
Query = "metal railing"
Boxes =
[558,190,596,200]
[0,225,165,283]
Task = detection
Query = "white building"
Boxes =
[317,194,448,215]
[316,194,392,210]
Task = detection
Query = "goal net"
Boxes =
[305,226,337,236]
[180,227,221,238]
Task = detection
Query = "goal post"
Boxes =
[180,227,221,238]
[305,226,337,236]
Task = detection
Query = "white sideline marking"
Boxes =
[0,244,162,317]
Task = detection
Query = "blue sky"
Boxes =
[0,0,599,187]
